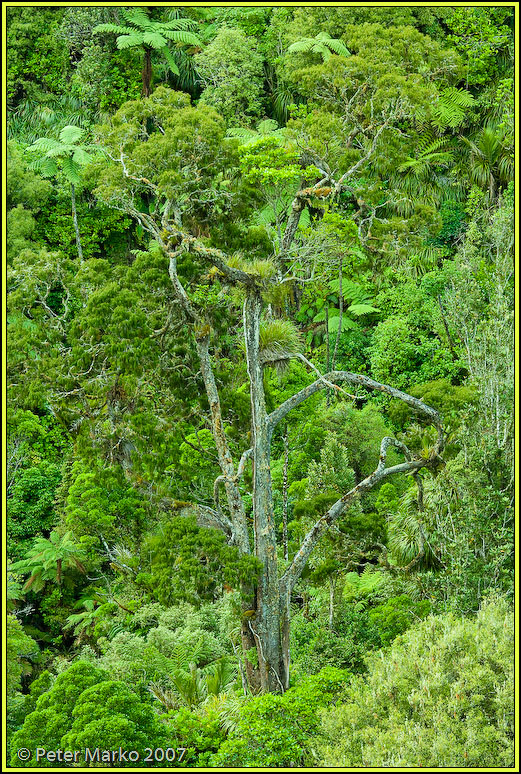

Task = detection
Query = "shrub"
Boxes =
[318,598,514,767]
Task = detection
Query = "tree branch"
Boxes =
[281,176,331,253]
[163,230,263,288]
[234,447,253,482]
[268,370,442,439]
[280,436,439,594]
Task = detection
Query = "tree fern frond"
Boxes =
[61,156,81,185]
[323,38,351,57]
[119,8,152,30]
[116,33,145,50]
[287,40,314,54]
[431,87,476,130]
[59,125,84,145]
[28,137,62,154]
[226,128,258,142]
[93,23,132,36]
[142,31,167,49]
[161,18,198,31]
[162,29,201,46]
[161,47,180,76]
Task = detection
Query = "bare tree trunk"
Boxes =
[282,423,289,562]
[331,256,343,371]
[328,575,335,629]
[244,291,285,693]
[70,183,83,262]
[142,46,152,97]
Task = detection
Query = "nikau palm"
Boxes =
[460,124,514,201]
[94,8,201,97]
[27,125,96,262]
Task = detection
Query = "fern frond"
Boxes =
[59,125,84,145]
[431,87,476,130]
[116,33,144,50]
[93,23,132,36]
[28,137,61,154]
[162,29,201,46]
[142,31,167,49]
[287,40,314,55]
[61,156,81,185]
[161,17,198,31]
[120,8,152,30]
[322,38,350,57]
[161,46,180,76]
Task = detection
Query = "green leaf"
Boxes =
[161,46,180,76]
[142,31,167,49]
[59,125,84,145]
[347,303,380,316]
[116,33,144,50]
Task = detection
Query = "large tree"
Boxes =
[92,87,445,693]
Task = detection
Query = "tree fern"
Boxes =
[94,8,202,94]
[287,32,350,62]
[227,119,286,147]
[431,87,476,130]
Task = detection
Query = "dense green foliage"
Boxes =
[6,5,514,769]
[318,598,514,768]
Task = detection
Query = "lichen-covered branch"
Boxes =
[268,370,443,440]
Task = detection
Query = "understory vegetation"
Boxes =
[6,5,515,769]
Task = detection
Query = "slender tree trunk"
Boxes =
[489,173,496,202]
[282,423,289,562]
[437,295,458,362]
[142,46,152,97]
[328,575,335,629]
[70,183,83,263]
[325,302,331,406]
[56,558,62,587]
[194,333,261,690]
[331,256,343,371]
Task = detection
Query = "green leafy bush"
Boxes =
[210,667,349,767]
[318,598,514,767]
